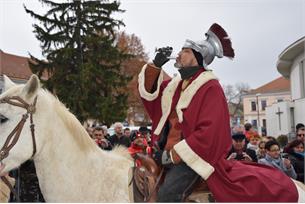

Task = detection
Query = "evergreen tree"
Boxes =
[24,0,131,125]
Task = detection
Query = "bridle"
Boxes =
[0,95,38,200]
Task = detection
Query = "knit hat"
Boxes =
[191,49,203,66]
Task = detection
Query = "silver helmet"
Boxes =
[183,23,235,68]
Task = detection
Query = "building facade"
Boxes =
[266,37,305,139]
[243,77,291,136]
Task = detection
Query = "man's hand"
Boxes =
[153,46,173,68]
[227,152,237,160]
[242,152,253,162]
[152,149,182,165]
[283,158,292,169]
[170,149,182,164]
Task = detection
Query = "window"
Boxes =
[262,119,266,127]
[0,88,2,94]
[277,99,283,103]
[252,120,257,128]
[251,101,256,111]
[261,100,267,111]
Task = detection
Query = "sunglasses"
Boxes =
[94,134,103,136]
[269,148,280,152]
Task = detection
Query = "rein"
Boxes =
[0,95,38,201]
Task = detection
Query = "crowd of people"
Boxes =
[228,122,304,183]
[5,120,304,202]
[86,122,152,156]
[86,120,304,185]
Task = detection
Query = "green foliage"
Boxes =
[24,0,131,125]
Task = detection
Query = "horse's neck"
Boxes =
[30,96,131,202]
[33,118,106,202]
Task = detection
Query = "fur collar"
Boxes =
[154,70,218,135]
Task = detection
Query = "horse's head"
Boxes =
[0,75,41,176]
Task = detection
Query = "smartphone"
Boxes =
[281,153,289,159]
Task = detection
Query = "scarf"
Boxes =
[265,154,286,171]
[178,66,202,80]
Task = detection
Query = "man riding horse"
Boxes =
[137,23,301,202]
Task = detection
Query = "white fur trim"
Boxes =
[176,71,217,122]
[174,140,215,180]
[153,75,181,135]
[292,179,305,202]
[138,64,164,101]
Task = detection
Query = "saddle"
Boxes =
[131,153,213,202]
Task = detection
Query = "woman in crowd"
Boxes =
[258,140,297,179]
[256,140,266,160]
[285,139,304,183]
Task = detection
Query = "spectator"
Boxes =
[139,126,151,145]
[262,136,276,142]
[296,123,305,132]
[285,139,304,183]
[101,125,110,140]
[246,131,261,151]
[296,126,305,143]
[258,140,297,179]
[93,126,112,150]
[124,127,131,138]
[108,122,131,148]
[256,141,266,160]
[244,123,253,141]
[128,131,150,156]
[227,133,257,162]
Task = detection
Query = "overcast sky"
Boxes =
[1,0,304,89]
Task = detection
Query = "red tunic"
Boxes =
[138,64,298,202]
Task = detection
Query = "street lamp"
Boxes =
[256,93,261,134]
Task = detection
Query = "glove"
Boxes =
[153,46,173,68]
[152,149,181,166]
[152,149,172,165]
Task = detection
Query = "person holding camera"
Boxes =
[258,140,297,179]
[285,139,304,183]
[93,126,112,150]
[227,133,257,162]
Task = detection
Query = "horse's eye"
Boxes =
[0,114,8,124]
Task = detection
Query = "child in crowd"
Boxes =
[247,131,261,151]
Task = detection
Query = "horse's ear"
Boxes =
[21,75,40,99]
[3,75,16,91]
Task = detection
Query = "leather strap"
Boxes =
[0,96,37,161]
[0,96,38,202]
[0,176,19,202]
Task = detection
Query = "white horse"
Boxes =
[0,75,133,202]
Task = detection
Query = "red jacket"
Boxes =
[138,63,298,202]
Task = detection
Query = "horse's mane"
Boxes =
[40,89,97,153]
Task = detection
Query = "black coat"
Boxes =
[108,134,131,148]
[288,152,304,183]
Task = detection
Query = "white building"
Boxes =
[243,77,291,136]
[266,37,305,139]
